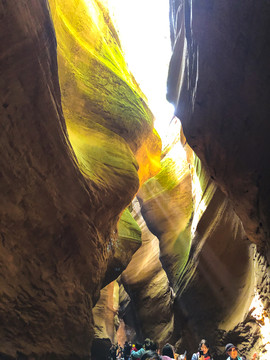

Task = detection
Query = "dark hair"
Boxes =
[162,343,174,358]
[144,338,151,350]
[150,341,159,351]
[141,351,161,360]
[198,339,210,351]
[136,342,143,350]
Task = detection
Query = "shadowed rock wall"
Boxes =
[0,0,160,358]
[166,1,270,358]
[92,198,175,355]
[2,0,270,359]
[167,0,270,258]
[136,120,255,356]
[120,199,174,345]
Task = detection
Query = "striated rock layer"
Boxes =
[92,198,174,356]
[167,0,270,258]
[2,0,270,359]
[137,118,268,359]
[166,1,270,358]
[49,0,161,190]
[0,0,160,358]
[120,199,174,346]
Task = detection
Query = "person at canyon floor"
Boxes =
[225,343,257,360]
[131,342,146,359]
[123,341,132,360]
[191,339,213,360]
[109,344,118,360]
[141,350,162,360]
[161,343,175,360]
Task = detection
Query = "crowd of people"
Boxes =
[108,338,258,360]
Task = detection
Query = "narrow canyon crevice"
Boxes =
[0,1,270,360]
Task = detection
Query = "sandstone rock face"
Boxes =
[121,199,174,346]
[166,1,270,358]
[167,0,270,257]
[137,118,268,358]
[138,120,193,295]
[92,282,119,360]
[103,209,142,287]
[49,0,161,190]
[0,0,159,358]
[0,1,98,358]
[2,0,270,359]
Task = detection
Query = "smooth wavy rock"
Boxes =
[0,0,159,358]
[167,2,270,356]
[138,120,256,356]
[120,199,174,345]
[167,0,270,258]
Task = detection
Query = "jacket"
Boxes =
[131,348,145,359]
[192,353,212,360]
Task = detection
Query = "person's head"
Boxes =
[225,343,238,359]
[141,350,161,360]
[144,338,151,350]
[198,339,210,355]
[162,343,174,358]
[136,342,143,350]
[150,341,159,352]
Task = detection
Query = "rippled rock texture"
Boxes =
[120,199,174,345]
[137,119,254,355]
[0,0,160,358]
[92,198,174,358]
[2,0,270,359]
[168,0,270,257]
[167,1,270,358]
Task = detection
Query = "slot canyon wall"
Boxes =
[0,0,270,360]
[166,0,270,358]
[0,0,160,358]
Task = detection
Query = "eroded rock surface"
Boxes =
[136,120,255,355]
[120,199,174,345]
[0,0,159,358]
[166,1,270,358]
[167,0,270,257]
[2,0,270,359]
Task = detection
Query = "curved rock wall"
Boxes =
[0,0,160,358]
[138,119,193,294]
[136,118,268,358]
[167,0,270,257]
[2,0,270,359]
[92,281,119,359]
[92,198,175,353]
[121,199,174,346]
[0,1,98,357]
[49,0,161,212]
[166,1,270,358]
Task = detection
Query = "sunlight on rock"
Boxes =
[249,292,270,359]
[49,0,161,211]
[162,118,209,237]
[191,168,206,236]
[162,118,189,180]
[105,0,174,138]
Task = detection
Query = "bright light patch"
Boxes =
[104,0,175,138]
[249,292,270,359]
[191,169,207,236]
[162,117,188,180]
